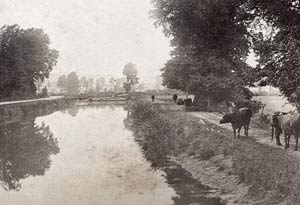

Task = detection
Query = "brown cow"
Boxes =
[220,107,252,138]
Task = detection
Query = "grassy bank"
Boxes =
[125,101,300,204]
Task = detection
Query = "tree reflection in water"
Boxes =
[0,120,59,191]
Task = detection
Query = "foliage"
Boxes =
[151,0,255,108]
[123,63,139,93]
[95,77,105,91]
[127,102,300,204]
[0,120,59,191]
[37,87,48,98]
[0,24,58,99]
[80,77,89,90]
[240,0,300,109]
[125,101,175,168]
[57,75,67,92]
[57,72,80,94]
[123,82,131,93]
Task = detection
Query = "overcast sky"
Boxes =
[0,0,172,82]
[0,0,258,84]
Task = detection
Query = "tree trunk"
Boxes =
[207,95,217,111]
[193,94,217,111]
[185,86,188,99]
[193,94,206,106]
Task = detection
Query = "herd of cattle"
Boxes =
[219,107,300,151]
[170,94,300,151]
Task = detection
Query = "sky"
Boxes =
[0,0,172,83]
[0,0,258,85]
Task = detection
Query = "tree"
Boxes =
[0,24,59,99]
[57,75,67,92]
[65,72,80,94]
[88,78,94,90]
[243,0,300,109]
[109,77,115,85]
[151,0,254,109]
[96,77,105,91]
[80,77,89,91]
[123,63,139,93]
[0,120,59,190]
[123,83,131,93]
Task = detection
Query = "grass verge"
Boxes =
[125,101,300,204]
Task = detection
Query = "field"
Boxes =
[254,96,296,113]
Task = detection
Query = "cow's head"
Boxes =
[220,113,234,124]
[271,111,288,127]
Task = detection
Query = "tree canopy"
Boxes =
[0,24,58,99]
[151,0,254,108]
[123,63,139,93]
[57,72,80,94]
[244,0,300,108]
[151,0,300,109]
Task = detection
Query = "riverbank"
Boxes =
[0,97,73,125]
[126,100,300,205]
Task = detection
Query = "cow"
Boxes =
[177,99,184,105]
[220,107,252,138]
[172,94,178,103]
[270,111,287,146]
[271,112,300,151]
[184,98,192,107]
[151,95,155,102]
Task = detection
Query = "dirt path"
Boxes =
[0,96,63,106]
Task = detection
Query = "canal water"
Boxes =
[0,105,223,205]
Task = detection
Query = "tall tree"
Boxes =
[88,78,94,90]
[80,77,89,91]
[57,75,67,92]
[151,0,254,109]
[96,77,105,91]
[65,72,80,94]
[123,63,139,93]
[0,24,59,99]
[243,0,300,108]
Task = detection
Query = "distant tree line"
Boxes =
[0,24,58,100]
[57,62,139,95]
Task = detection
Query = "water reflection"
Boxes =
[0,105,177,205]
[66,103,124,118]
[67,106,79,117]
[0,119,59,191]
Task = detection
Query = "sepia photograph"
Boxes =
[0,0,299,204]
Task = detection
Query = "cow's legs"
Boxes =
[287,134,291,148]
[237,127,241,138]
[284,133,289,149]
[284,133,291,149]
[233,129,236,139]
[275,129,282,146]
[245,124,249,136]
